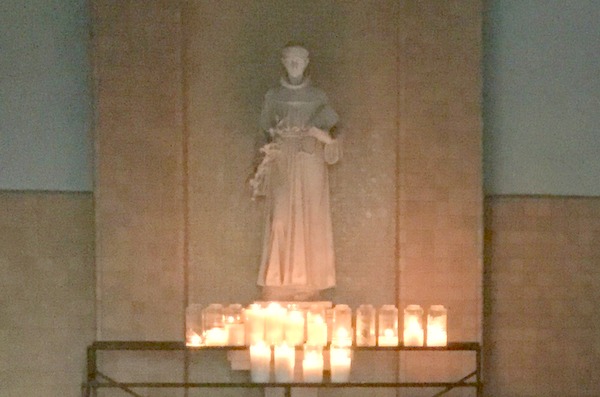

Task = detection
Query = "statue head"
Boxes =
[281,44,309,81]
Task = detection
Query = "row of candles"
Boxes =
[186,302,447,383]
[186,302,448,348]
[249,342,351,383]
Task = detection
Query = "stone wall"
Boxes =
[484,196,600,396]
[0,191,95,396]
[92,1,483,395]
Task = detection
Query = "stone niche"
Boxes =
[93,0,482,396]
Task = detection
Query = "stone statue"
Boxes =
[251,44,340,301]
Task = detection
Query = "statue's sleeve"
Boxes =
[260,90,275,136]
[312,92,339,131]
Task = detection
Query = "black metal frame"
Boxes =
[83,341,482,397]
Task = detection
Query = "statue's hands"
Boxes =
[307,127,334,145]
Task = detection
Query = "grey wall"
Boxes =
[0,0,92,192]
[484,0,600,196]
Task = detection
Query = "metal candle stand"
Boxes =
[83,341,482,397]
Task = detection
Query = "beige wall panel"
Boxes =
[93,0,185,341]
[397,1,483,392]
[484,196,600,397]
[92,1,186,395]
[186,0,399,309]
[0,192,95,397]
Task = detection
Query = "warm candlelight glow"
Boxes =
[250,342,272,382]
[185,303,204,347]
[329,347,352,382]
[332,304,352,346]
[265,302,286,345]
[245,304,265,345]
[204,327,228,346]
[403,305,424,347]
[426,305,448,346]
[302,345,324,383]
[378,327,399,346]
[332,327,352,347]
[274,343,295,382]
[306,314,328,346]
[426,325,447,347]
[403,318,424,347]
[186,332,203,347]
[285,307,305,346]
[226,323,245,346]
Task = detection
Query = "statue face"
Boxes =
[282,55,309,79]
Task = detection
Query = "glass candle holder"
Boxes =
[403,304,424,347]
[331,304,353,347]
[377,305,399,346]
[355,304,376,346]
[329,346,352,382]
[426,305,448,347]
[306,305,328,346]
[274,342,295,382]
[203,304,227,346]
[185,304,204,346]
[224,304,245,346]
[250,341,272,383]
[265,302,286,346]
[245,303,265,345]
[285,304,305,346]
[302,344,324,383]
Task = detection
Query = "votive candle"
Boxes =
[274,343,295,382]
[403,305,424,347]
[302,345,324,383]
[285,305,305,346]
[250,342,272,382]
[329,347,352,382]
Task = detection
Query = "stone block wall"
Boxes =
[484,196,600,396]
[0,192,95,396]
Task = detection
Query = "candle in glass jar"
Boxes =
[223,304,245,346]
[306,306,328,347]
[225,319,245,346]
[250,342,272,382]
[285,306,305,346]
[332,327,352,347]
[404,319,424,347]
[426,305,448,347]
[355,304,376,346]
[185,304,204,347]
[245,304,265,345]
[377,305,399,347]
[274,343,295,382]
[329,347,352,382]
[403,305,424,347]
[204,327,228,346]
[302,345,324,383]
[426,325,447,347]
[187,332,203,347]
[265,302,286,345]
[306,315,327,346]
[377,328,399,347]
